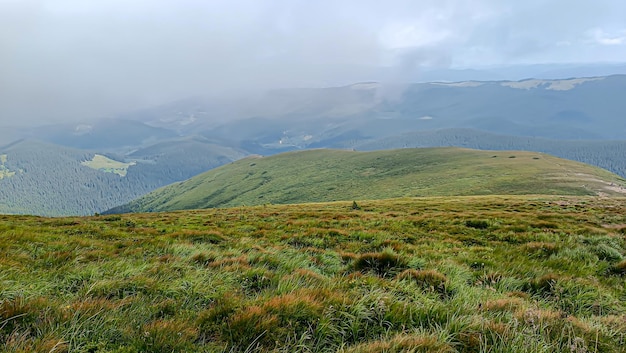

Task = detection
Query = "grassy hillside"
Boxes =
[355,128,626,178]
[2,196,626,352]
[110,147,626,213]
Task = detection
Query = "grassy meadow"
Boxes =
[81,155,136,177]
[1,195,626,352]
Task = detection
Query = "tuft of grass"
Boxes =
[524,242,560,257]
[340,333,454,353]
[352,249,407,277]
[465,219,490,229]
[593,243,623,261]
[483,298,524,313]
[525,273,560,295]
[610,259,626,275]
[396,269,449,297]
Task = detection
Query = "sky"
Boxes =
[1,0,626,125]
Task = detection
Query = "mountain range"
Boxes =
[1,74,626,215]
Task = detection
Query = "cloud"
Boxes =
[1,0,625,125]
[587,28,626,45]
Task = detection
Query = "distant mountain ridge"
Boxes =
[131,74,626,146]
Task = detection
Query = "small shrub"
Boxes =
[465,220,489,229]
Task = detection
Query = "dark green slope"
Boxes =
[108,147,626,213]
[0,138,245,216]
[0,140,147,216]
[127,135,247,184]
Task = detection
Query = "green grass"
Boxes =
[2,195,626,352]
[111,147,626,213]
[81,154,136,177]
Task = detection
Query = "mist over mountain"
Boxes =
[2,73,626,216]
[120,74,626,149]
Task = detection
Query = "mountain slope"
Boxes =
[0,140,145,216]
[0,138,245,216]
[355,128,626,178]
[108,147,626,213]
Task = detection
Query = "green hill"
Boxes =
[2,196,626,352]
[109,147,626,213]
[355,128,626,178]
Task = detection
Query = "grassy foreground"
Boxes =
[2,195,626,352]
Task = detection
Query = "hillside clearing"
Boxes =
[81,154,136,176]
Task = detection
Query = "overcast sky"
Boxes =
[1,0,626,125]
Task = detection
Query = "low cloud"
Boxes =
[587,28,626,45]
[1,0,625,126]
